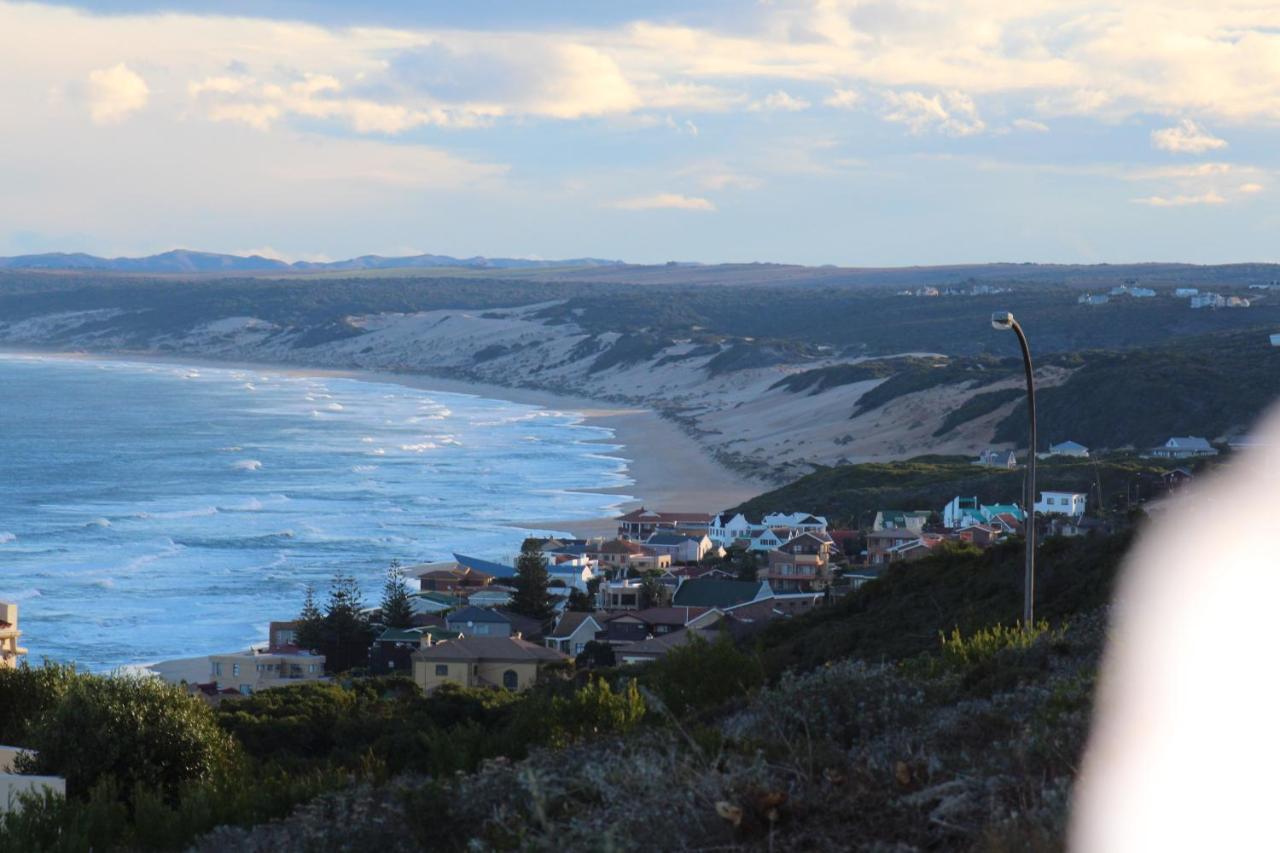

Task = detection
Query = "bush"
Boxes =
[0,661,78,746]
[644,633,764,718]
[18,673,236,799]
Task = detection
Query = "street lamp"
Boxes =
[992,311,1037,627]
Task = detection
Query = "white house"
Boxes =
[943,496,984,530]
[1035,491,1088,518]
[746,528,788,553]
[544,612,603,657]
[1044,440,1090,458]
[546,560,595,593]
[761,512,828,535]
[1175,288,1199,297]
[1148,436,1218,459]
[872,510,931,533]
[644,532,713,563]
[1077,293,1109,305]
[975,449,1017,468]
[708,513,754,546]
[1190,293,1225,309]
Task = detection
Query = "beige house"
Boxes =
[411,636,567,693]
[0,602,28,670]
[208,648,327,695]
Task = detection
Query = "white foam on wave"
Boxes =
[4,587,40,600]
[352,464,378,473]
[221,498,263,512]
[360,436,375,443]
[327,402,344,411]
[400,442,438,452]
[233,459,263,472]
[141,506,219,520]
[86,518,112,528]
[0,532,16,543]
[93,578,115,589]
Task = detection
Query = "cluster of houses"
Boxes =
[976,435,1219,466]
[1075,285,1252,309]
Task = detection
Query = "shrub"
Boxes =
[644,633,763,718]
[18,673,236,799]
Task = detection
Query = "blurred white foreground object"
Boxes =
[1072,412,1280,850]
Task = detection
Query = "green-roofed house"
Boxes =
[671,578,775,620]
[872,510,932,533]
[411,591,462,615]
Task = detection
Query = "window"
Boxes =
[574,643,585,655]
[239,684,252,695]
[435,664,448,676]
[502,669,519,689]
[232,663,240,677]
[212,662,222,677]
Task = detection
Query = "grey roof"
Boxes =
[445,606,511,624]
[546,611,603,639]
[645,532,700,546]
[1164,436,1213,449]
[411,636,567,663]
[672,578,768,609]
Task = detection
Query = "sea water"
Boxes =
[0,354,630,670]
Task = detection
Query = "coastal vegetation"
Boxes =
[2,531,1130,850]
[730,455,1191,527]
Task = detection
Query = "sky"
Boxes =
[3,0,1280,266]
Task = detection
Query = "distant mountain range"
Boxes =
[0,249,625,274]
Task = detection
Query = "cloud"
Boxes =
[1012,118,1049,133]
[824,88,860,109]
[87,63,149,124]
[751,90,811,112]
[612,193,716,211]
[883,90,985,136]
[1151,120,1227,154]
[1132,191,1227,207]
[1239,182,1264,194]
[700,172,762,191]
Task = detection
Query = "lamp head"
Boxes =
[1271,333,1280,348]
[991,311,1015,331]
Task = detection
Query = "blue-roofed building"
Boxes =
[453,553,516,579]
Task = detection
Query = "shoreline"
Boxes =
[0,348,762,539]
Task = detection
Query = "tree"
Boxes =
[639,572,668,609]
[19,674,236,798]
[566,588,594,612]
[736,550,760,583]
[295,583,323,652]
[323,573,375,674]
[510,542,554,623]
[297,574,375,674]
[380,561,415,629]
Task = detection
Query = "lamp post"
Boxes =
[992,311,1037,627]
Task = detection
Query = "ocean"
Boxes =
[0,354,630,670]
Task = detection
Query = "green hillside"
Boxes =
[730,455,1191,525]
[991,328,1280,449]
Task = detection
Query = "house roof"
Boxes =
[616,508,714,524]
[376,627,425,644]
[547,611,604,639]
[414,591,463,606]
[411,636,567,663]
[1050,440,1088,451]
[645,532,702,546]
[446,606,512,624]
[777,532,832,553]
[1163,436,1213,450]
[614,626,710,659]
[672,578,768,609]
[631,606,710,625]
[597,539,646,555]
[453,553,516,578]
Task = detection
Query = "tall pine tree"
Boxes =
[380,560,415,629]
[511,541,554,623]
[295,584,323,652]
